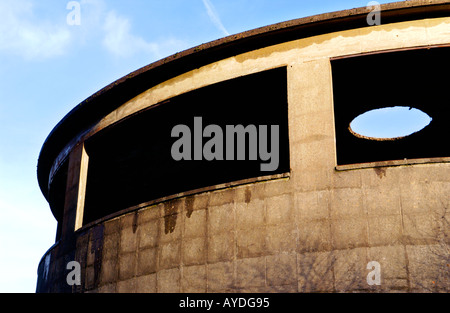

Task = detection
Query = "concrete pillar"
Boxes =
[61,143,89,241]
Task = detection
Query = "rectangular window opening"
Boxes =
[331,47,450,166]
[83,67,290,225]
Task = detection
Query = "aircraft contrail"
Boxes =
[202,0,230,36]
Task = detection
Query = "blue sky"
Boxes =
[0,0,404,293]
[350,107,432,139]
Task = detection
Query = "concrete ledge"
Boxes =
[335,157,450,171]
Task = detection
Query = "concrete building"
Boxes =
[36,1,450,293]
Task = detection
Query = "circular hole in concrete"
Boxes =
[349,106,432,141]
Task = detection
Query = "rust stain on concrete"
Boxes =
[132,211,138,234]
[186,197,194,218]
[245,187,252,204]
[164,201,178,234]
[374,167,387,179]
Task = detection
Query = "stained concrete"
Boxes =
[37,2,450,293]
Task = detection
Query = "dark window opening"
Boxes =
[83,67,290,225]
[48,160,68,242]
[331,47,450,166]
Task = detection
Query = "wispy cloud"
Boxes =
[102,10,187,59]
[102,11,159,58]
[202,0,230,36]
[0,0,186,61]
[0,0,71,60]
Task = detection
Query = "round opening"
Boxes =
[349,106,432,141]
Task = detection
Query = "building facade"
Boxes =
[37,1,450,293]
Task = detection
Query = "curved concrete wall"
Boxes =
[37,4,450,293]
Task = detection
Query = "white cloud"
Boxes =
[102,10,187,60]
[102,10,159,58]
[0,0,187,61]
[202,0,230,36]
[0,0,71,60]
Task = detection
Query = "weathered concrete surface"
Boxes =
[37,2,450,293]
[38,167,449,292]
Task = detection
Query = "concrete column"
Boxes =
[61,143,89,240]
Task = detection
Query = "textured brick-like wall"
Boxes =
[36,10,450,293]
[38,166,449,292]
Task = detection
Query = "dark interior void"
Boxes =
[83,67,289,225]
[332,47,450,166]
[48,160,68,241]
